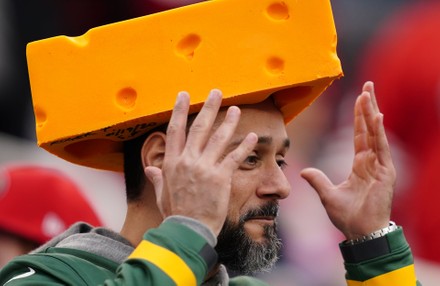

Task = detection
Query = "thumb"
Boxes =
[144,166,165,213]
[300,167,334,199]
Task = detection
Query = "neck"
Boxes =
[120,189,163,247]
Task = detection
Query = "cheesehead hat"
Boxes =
[27,0,343,172]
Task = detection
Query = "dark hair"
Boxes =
[122,113,198,202]
[123,123,167,202]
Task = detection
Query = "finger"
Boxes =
[300,167,334,201]
[221,132,258,171]
[165,91,190,158]
[359,92,377,150]
[144,166,166,217]
[353,94,368,153]
[363,81,379,114]
[362,83,393,166]
[185,89,223,153]
[202,106,241,164]
[375,114,393,166]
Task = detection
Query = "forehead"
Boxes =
[216,98,287,140]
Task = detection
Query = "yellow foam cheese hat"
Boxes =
[27,0,343,172]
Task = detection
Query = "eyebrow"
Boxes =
[231,136,290,149]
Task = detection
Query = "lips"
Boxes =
[242,202,279,223]
[245,217,276,227]
[245,215,275,221]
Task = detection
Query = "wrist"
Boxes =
[343,221,398,246]
[339,223,406,264]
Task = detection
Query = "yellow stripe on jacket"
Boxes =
[346,264,417,286]
[128,240,197,286]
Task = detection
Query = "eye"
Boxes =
[241,155,260,170]
[277,159,288,170]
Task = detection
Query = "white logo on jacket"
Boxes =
[4,267,36,285]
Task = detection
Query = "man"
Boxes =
[0,164,102,268]
[0,0,421,284]
[0,82,420,285]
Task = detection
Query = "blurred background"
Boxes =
[0,0,439,284]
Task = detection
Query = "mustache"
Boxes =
[240,202,279,223]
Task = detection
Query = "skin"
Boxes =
[0,233,38,268]
[120,81,395,275]
[142,91,290,239]
[222,100,290,243]
[301,82,396,239]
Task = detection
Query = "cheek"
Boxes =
[228,171,259,221]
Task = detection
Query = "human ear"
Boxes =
[141,132,166,169]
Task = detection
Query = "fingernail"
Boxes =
[246,132,258,144]
[176,91,189,104]
[209,89,222,100]
[227,105,240,117]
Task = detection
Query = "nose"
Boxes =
[257,163,291,200]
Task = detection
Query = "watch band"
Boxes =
[344,221,398,246]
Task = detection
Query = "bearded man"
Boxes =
[0,84,420,286]
[0,0,420,284]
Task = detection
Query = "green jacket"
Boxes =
[0,218,420,285]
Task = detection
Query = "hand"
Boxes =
[144,89,258,236]
[300,81,396,240]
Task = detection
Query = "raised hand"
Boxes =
[300,81,396,240]
[144,89,258,236]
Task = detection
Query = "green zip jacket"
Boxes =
[0,217,420,285]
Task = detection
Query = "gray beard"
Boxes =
[215,203,282,275]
